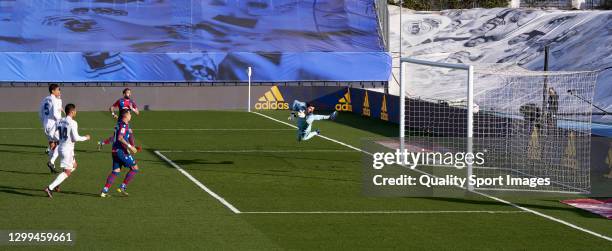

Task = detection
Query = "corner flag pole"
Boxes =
[247,67,252,112]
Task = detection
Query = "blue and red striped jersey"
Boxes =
[112,121,132,153]
[112,98,137,111]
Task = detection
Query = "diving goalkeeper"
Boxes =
[289,100,337,141]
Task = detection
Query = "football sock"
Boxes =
[104,171,120,191]
[49,172,68,191]
[49,146,59,163]
[122,169,138,187]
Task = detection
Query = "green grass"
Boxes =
[1,110,611,250]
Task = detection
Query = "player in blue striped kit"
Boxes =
[97,88,139,150]
[289,100,337,141]
[100,110,141,197]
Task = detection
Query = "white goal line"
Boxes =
[251,111,612,242]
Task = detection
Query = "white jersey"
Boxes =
[57,116,88,152]
[39,95,62,126]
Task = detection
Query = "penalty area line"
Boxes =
[251,111,612,242]
[153,150,241,214]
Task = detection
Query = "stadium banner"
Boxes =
[0,0,390,82]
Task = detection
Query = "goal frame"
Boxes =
[399,57,600,195]
[400,57,475,190]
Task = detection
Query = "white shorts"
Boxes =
[44,122,59,142]
[59,148,76,171]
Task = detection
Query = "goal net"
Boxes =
[400,57,598,194]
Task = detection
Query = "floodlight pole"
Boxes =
[247,67,252,112]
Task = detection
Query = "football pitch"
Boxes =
[1,110,611,249]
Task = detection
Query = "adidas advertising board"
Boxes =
[335,88,353,112]
[348,89,398,123]
[380,95,389,121]
[362,91,370,117]
[255,86,289,110]
[250,86,398,123]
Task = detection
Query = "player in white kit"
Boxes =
[44,104,90,198]
[39,84,63,173]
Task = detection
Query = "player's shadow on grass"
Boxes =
[167,155,358,172]
[142,149,235,166]
[172,159,234,165]
[0,185,99,198]
[0,149,41,155]
[139,159,167,165]
[0,144,98,155]
[183,168,360,183]
[74,149,105,154]
[0,143,47,155]
[0,168,49,176]
[232,153,362,164]
[0,188,41,197]
[0,143,47,150]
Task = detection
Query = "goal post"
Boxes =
[399,57,599,194]
[400,57,475,190]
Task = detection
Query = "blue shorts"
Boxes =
[112,149,136,169]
